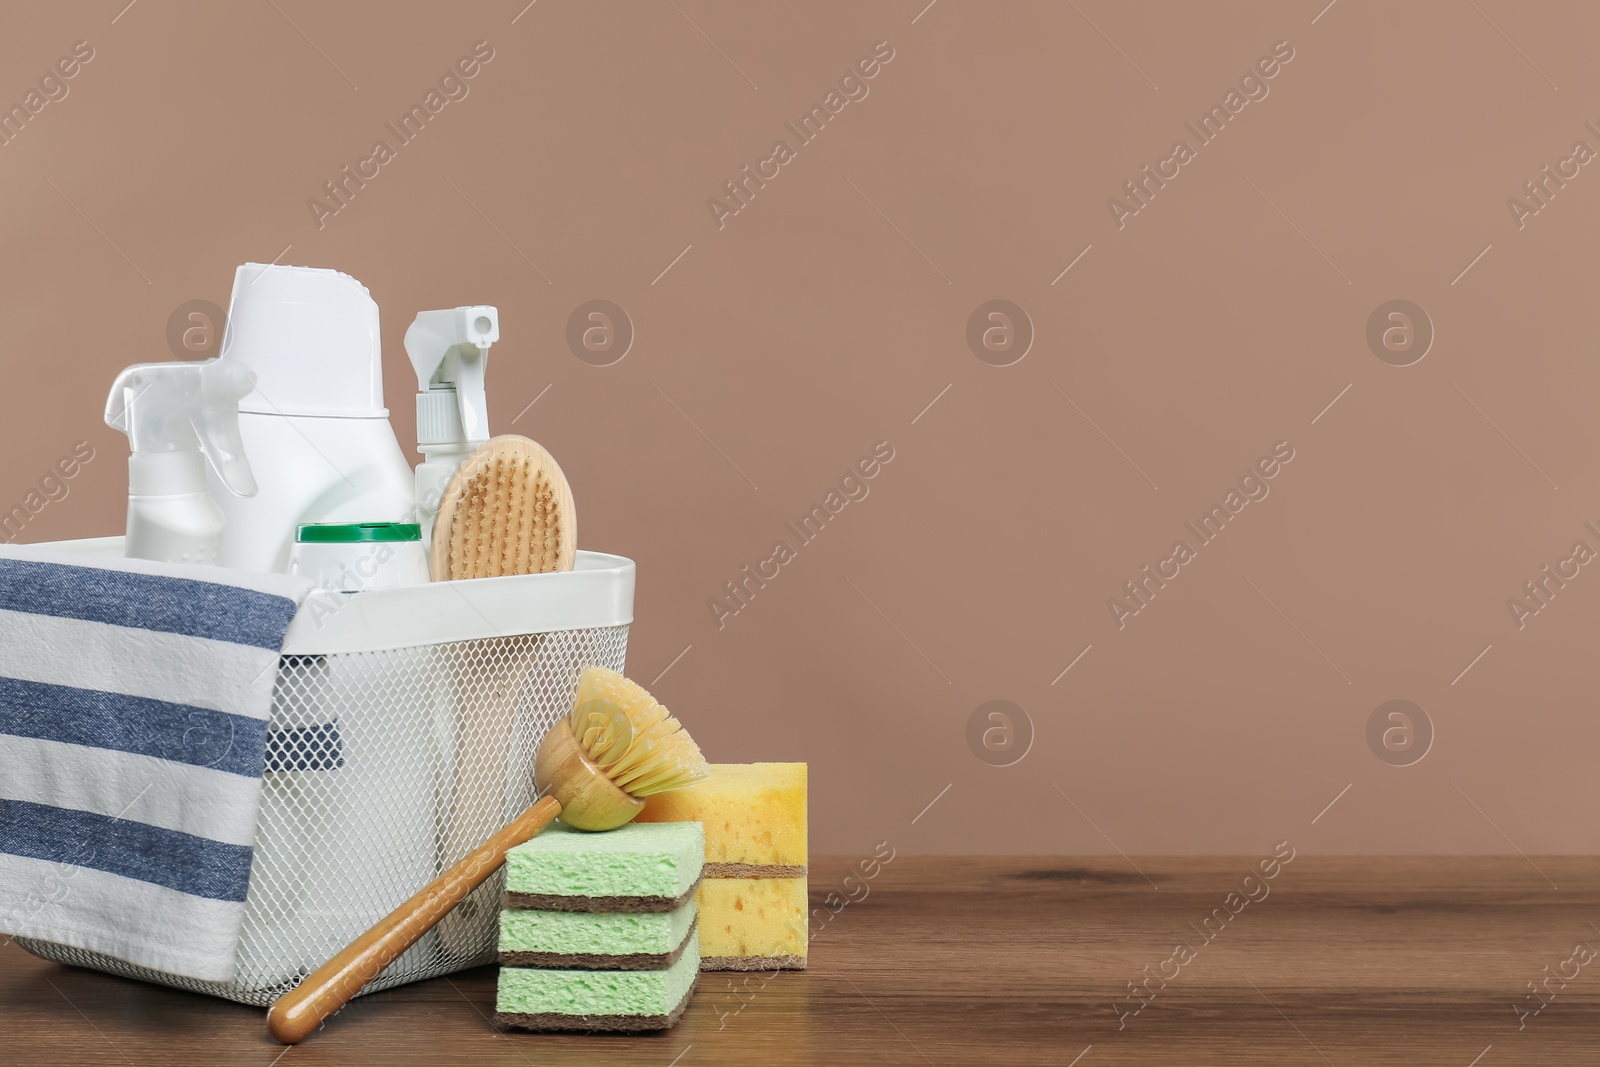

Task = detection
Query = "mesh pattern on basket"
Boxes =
[18,624,629,1006]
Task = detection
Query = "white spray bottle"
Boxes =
[105,359,258,565]
[405,305,499,565]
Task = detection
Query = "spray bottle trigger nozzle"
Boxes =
[104,358,259,499]
[405,306,498,448]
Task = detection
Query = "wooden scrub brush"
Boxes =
[431,434,576,578]
[267,666,708,1044]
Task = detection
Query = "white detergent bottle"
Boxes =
[404,305,499,565]
[104,358,259,565]
[209,263,417,573]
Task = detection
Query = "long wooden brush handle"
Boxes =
[437,640,539,957]
[267,795,562,1045]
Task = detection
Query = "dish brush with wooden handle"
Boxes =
[432,434,575,957]
[266,666,707,1045]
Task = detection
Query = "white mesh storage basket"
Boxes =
[16,542,635,1006]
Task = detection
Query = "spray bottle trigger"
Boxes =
[195,360,259,498]
[453,340,488,443]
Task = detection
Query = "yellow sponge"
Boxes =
[696,877,807,970]
[638,763,807,873]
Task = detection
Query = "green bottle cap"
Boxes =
[295,522,422,544]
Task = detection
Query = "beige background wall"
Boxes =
[2,1,1596,857]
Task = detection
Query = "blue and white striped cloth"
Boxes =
[0,545,311,981]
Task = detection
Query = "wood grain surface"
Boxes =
[4,856,1599,1065]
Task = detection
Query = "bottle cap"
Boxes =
[221,263,388,418]
[295,522,421,544]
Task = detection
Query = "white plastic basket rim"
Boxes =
[27,537,636,656]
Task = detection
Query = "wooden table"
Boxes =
[4,856,1598,1065]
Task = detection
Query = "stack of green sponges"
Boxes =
[495,820,705,1032]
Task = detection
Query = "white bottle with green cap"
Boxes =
[210,263,418,573]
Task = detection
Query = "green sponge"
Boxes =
[500,901,698,969]
[504,820,704,912]
[495,938,701,1031]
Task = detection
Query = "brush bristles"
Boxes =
[568,667,708,797]
[438,436,575,580]
[450,455,560,576]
